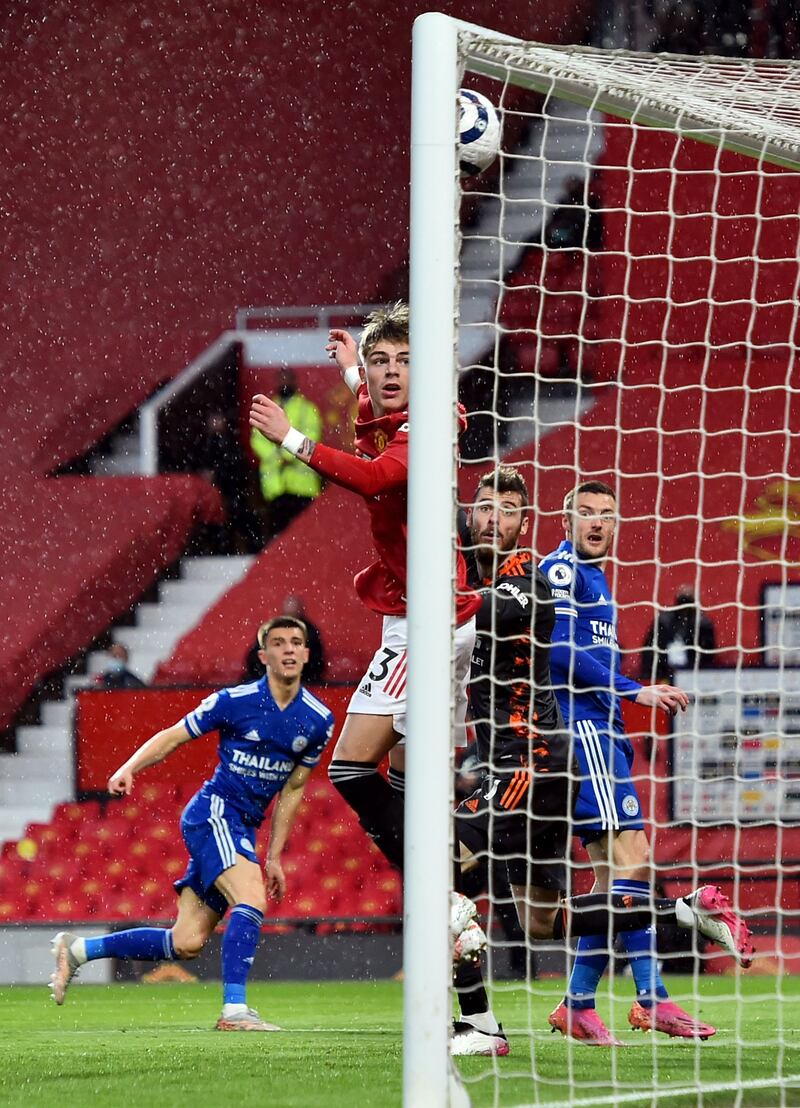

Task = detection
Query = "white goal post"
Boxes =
[406,11,800,1107]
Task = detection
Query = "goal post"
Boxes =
[405,16,459,1106]
[407,12,800,1107]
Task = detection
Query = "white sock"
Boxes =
[674,897,694,929]
[222,1002,248,1017]
[70,938,88,964]
[462,1010,500,1035]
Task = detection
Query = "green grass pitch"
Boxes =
[2,976,800,1107]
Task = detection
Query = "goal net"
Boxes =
[406,13,800,1108]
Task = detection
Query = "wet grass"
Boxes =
[1,975,799,1106]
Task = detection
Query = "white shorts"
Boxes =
[348,615,476,745]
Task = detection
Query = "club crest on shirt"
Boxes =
[622,794,640,817]
[195,692,220,717]
[292,735,309,753]
[374,429,388,453]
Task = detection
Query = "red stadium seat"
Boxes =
[54,800,102,827]
[318,874,347,899]
[109,893,154,921]
[79,876,104,906]
[374,872,401,898]
[92,818,133,849]
[102,859,128,889]
[328,819,358,843]
[126,839,158,869]
[136,782,173,807]
[144,889,176,920]
[0,897,23,922]
[353,891,397,917]
[157,856,186,882]
[340,855,371,888]
[50,894,83,921]
[41,858,82,890]
[24,823,62,854]
[142,822,177,847]
[71,840,98,867]
[279,856,307,884]
[0,856,25,885]
[273,889,330,919]
[115,800,142,823]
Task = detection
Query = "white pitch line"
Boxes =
[533,1076,800,1108]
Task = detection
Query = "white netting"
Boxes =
[453,35,800,1108]
[462,37,800,168]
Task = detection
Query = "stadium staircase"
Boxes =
[460,98,604,350]
[68,556,255,689]
[0,554,254,848]
[0,0,600,953]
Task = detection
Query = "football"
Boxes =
[458,88,501,177]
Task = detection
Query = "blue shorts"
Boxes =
[572,720,644,844]
[173,786,260,916]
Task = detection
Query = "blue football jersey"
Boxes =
[539,539,641,734]
[182,676,335,825]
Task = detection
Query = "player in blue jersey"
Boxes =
[448,472,752,1057]
[540,480,716,1044]
[49,616,334,1031]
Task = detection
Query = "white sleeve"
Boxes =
[341,366,361,395]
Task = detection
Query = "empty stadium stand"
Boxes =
[0,473,222,734]
[0,0,593,738]
[1,681,400,929]
[155,482,379,686]
[0,775,400,928]
[1,0,595,476]
[464,117,800,662]
[470,352,799,663]
[5,5,797,971]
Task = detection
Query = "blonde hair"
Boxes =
[257,617,308,649]
[359,301,409,362]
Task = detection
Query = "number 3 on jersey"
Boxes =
[368,647,399,682]
[367,647,408,700]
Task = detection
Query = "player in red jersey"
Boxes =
[250,303,481,874]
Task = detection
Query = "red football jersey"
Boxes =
[308,385,479,624]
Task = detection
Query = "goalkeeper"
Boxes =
[452,465,572,1056]
[450,469,753,1057]
[541,480,714,1044]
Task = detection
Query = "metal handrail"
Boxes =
[138,304,380,475]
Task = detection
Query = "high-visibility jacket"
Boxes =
[250,392,323,501]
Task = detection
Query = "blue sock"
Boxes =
[613,879,668,1007]
[222,904,263,1006]
[84,928,175,962]
[564,933,610,1010]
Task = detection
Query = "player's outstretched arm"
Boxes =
[325,328,361,394]
[250,394,317,462]
[550,631,643,701]
[250,394,406,497]
[265,764,312,900]
[635,683,689,716]
[107,721,194,796]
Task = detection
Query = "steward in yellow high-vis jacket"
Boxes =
[250,369,323,538]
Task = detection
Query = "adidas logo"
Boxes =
[244,729,261,742]
[359,682,372,697]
